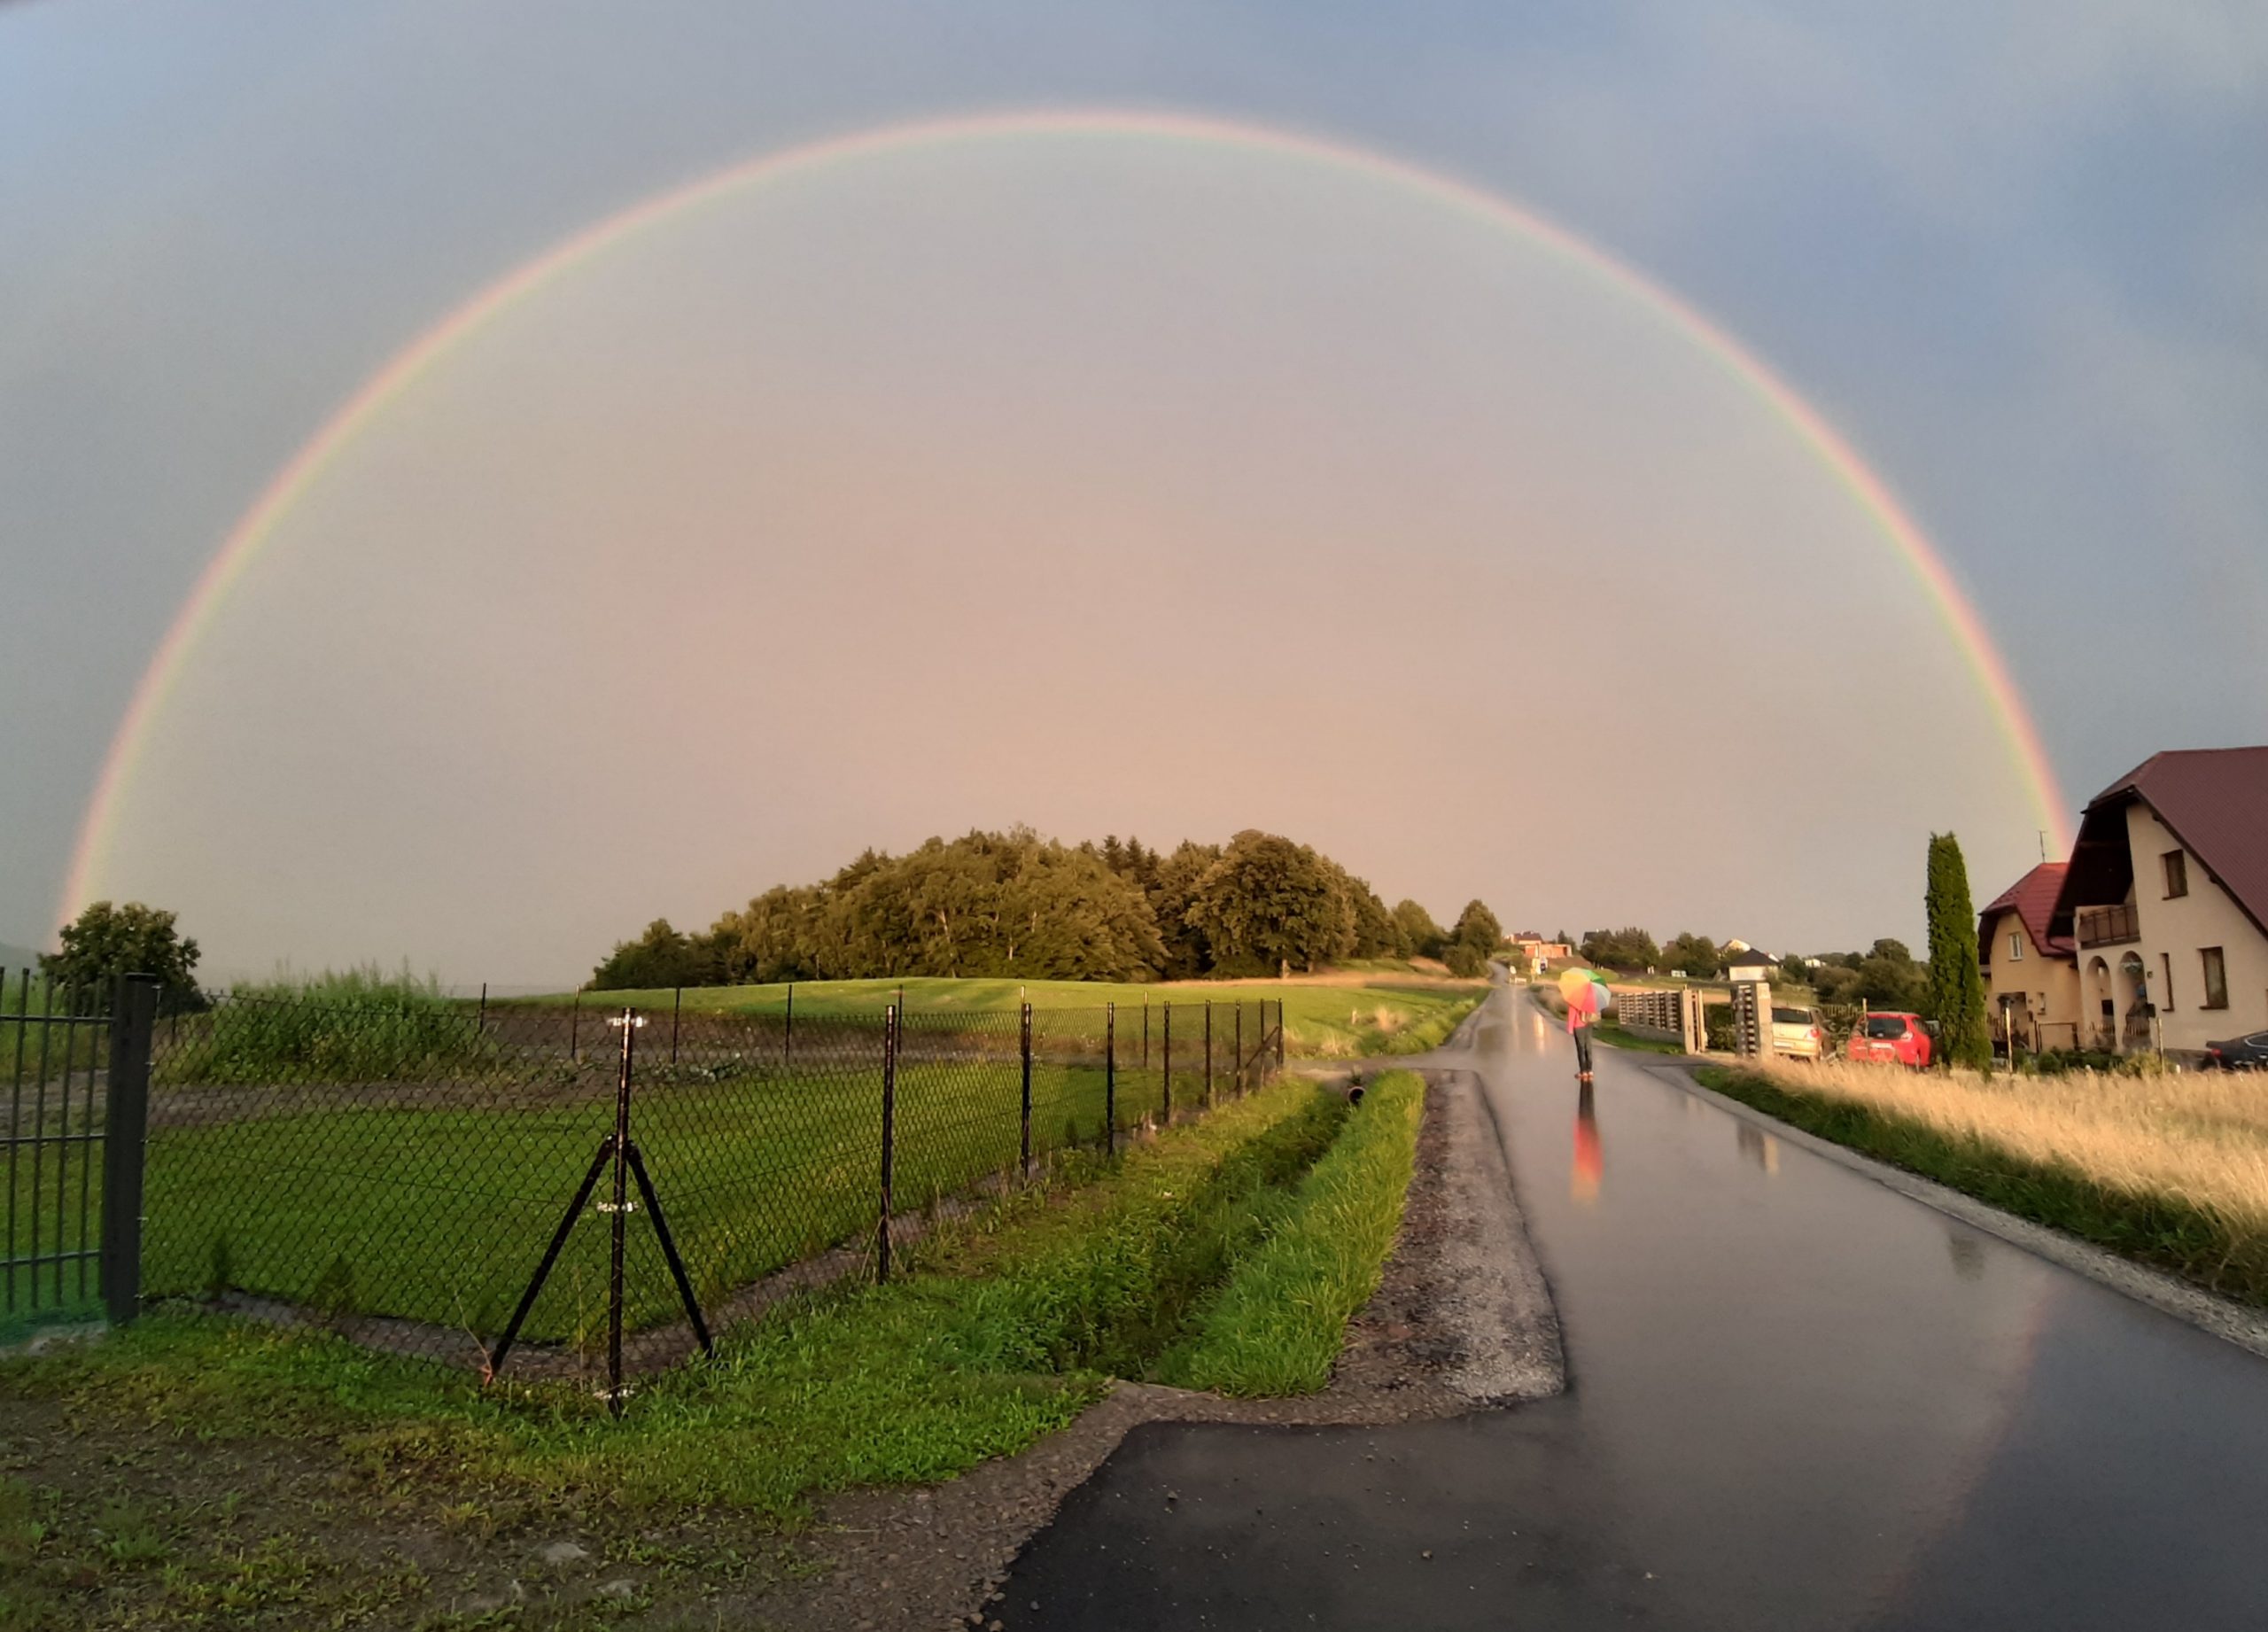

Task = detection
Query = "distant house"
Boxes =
[2046,748,2268,1057]
[1723,947,1777,983]
[1977,861,2081,1052]
[1504,934,1573,975]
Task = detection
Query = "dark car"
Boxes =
[2203,1031,2268,1070]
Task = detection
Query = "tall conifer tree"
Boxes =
[1923,832,1992,1069]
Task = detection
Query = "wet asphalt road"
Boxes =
[997,986,2268,1630]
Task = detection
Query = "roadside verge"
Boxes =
[1664,1062,2268,1364]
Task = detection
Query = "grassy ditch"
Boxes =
[1161,1070,1423,1395]
[1699,1061,2268,1309]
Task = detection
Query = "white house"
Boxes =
[2047,748,2268,1057]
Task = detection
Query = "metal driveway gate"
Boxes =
[3,971,155,1333]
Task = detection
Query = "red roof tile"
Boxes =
[2097,748,2268,939]
[1981,861,2073,957]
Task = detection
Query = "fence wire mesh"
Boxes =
[104,988,1280,1380]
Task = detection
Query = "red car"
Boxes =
[1849,1011,1933,1068]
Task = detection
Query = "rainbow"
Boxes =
[60,106,2071,924]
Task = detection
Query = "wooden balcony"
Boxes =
[2075,904,2140,949]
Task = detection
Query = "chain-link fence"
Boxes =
[106,988,1281,1403]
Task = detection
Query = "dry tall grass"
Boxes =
[1753,1057,2268,1233]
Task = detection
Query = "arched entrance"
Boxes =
[2086,956,2115,1051]
[2118,952,2150,1051]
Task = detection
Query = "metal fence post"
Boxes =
[1235,1001,1244,1096]
[1143,998,1150,1069]
[570,989,581,1063]
[1104,1002,1116,1156]
[606,1006,637,1417]
[878,1003,897,1282]
[783,982,795,1067]
[670,986,681,1065]
[1203,1000,1214,1109]
[100,975,157,1327]
[1161,1002,1172,1123]
[1276,999,1285,1070]
[478,982,487,1031]
[1020,1001,1033,1177]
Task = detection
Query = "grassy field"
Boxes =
[1701,1058,2268,1307]
[136,1050,1207,1344]
[517,974,1484,1059]
[0,1077,1360,1628]
[1161,1069,1423,1395]
[9,973,1472,1351]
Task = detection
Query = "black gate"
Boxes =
[2,971,155,1339]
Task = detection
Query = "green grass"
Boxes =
[1159,1069,1423,1395]
[517,975,1482,1059]
[0,1076,1396,1625]
[0,1473,361,1632]
[1590,1021,1688,1056]
[1697,1065,2268,1309]
[159,968,493,1086]
[5,1078,1351,1526]
[139,1055,1183,1344]
[2,1193,104,1340]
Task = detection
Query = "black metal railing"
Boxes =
[2075,904,2140,948]
[3,971,156,1339]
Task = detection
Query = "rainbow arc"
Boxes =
[60,107,2070,924]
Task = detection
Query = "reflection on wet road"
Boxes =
[999,986,2268,1629]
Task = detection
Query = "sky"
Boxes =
[3,1,2264,983]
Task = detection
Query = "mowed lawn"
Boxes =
[517,972,1484,1059]
[135,1043,1247,1347]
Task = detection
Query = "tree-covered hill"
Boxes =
[591,828,1496,990]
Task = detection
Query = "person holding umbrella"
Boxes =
[1557,967,1611,1086]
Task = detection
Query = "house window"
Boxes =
[2008,933,2023,962]
[2163,850,2188,898]
[2161,952,2175,1011]
[2202,946,2228,1010]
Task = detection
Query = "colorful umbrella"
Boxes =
[1559,968,1607,1015]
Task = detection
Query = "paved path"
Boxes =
[998,985,2268,1629]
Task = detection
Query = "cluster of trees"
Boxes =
[37,900,205,1013]
[1578,927,1661,973]
[1809,940,1928,1011]
[592,828,1504,990]
[1577,921,1937,1006]
[1579,928,1799,983]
